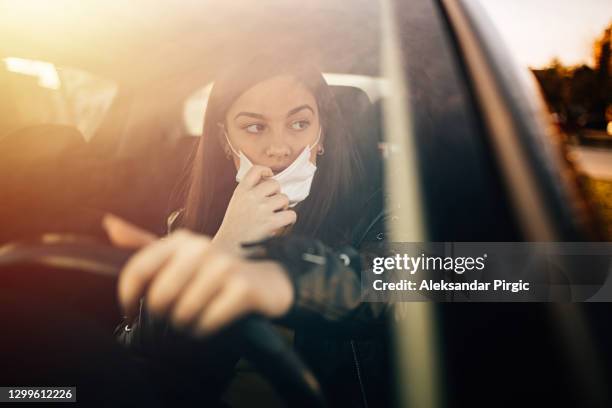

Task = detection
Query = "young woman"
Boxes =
[105,54,391,407]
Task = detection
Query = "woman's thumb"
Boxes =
[102,213,158,248]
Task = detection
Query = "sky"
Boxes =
[478,0,612,68]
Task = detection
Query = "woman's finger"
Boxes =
[103,213,158,249]
[269,210,297,230]
[118,232,187,318]
[251,178,281,198]
[265,193,290,212]
[239,165,273,190]
[145,236,210,317]
[193,276,253,336]
[170,253,234,329]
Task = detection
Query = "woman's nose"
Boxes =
[265,143,291,158]
[265,129,291,158]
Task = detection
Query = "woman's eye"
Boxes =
[245,124,266,134]
[290,120,310,131]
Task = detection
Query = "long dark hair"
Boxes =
[175,54,365,247]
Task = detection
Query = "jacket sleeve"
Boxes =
[242,208,394,338]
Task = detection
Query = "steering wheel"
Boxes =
[0,234,326,408]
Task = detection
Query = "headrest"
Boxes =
[330,85,371,128]
[329,85,383,190]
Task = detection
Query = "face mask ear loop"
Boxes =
[224,131,240,157]
[309,126,322,150]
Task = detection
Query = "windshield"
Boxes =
[1,2,612,408]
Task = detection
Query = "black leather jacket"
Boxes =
[114,188,393,408]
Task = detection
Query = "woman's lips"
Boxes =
[270,166,287,174]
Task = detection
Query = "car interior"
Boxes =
[1,1,612,407]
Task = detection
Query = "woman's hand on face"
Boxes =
[214,165,297,254]
[103,214,294,336]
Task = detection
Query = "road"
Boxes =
[567,145,612,181]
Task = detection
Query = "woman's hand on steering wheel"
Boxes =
[103,214,294,337]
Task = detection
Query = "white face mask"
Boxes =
[225,127,321,207]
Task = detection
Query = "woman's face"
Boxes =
[220,75,322,174]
